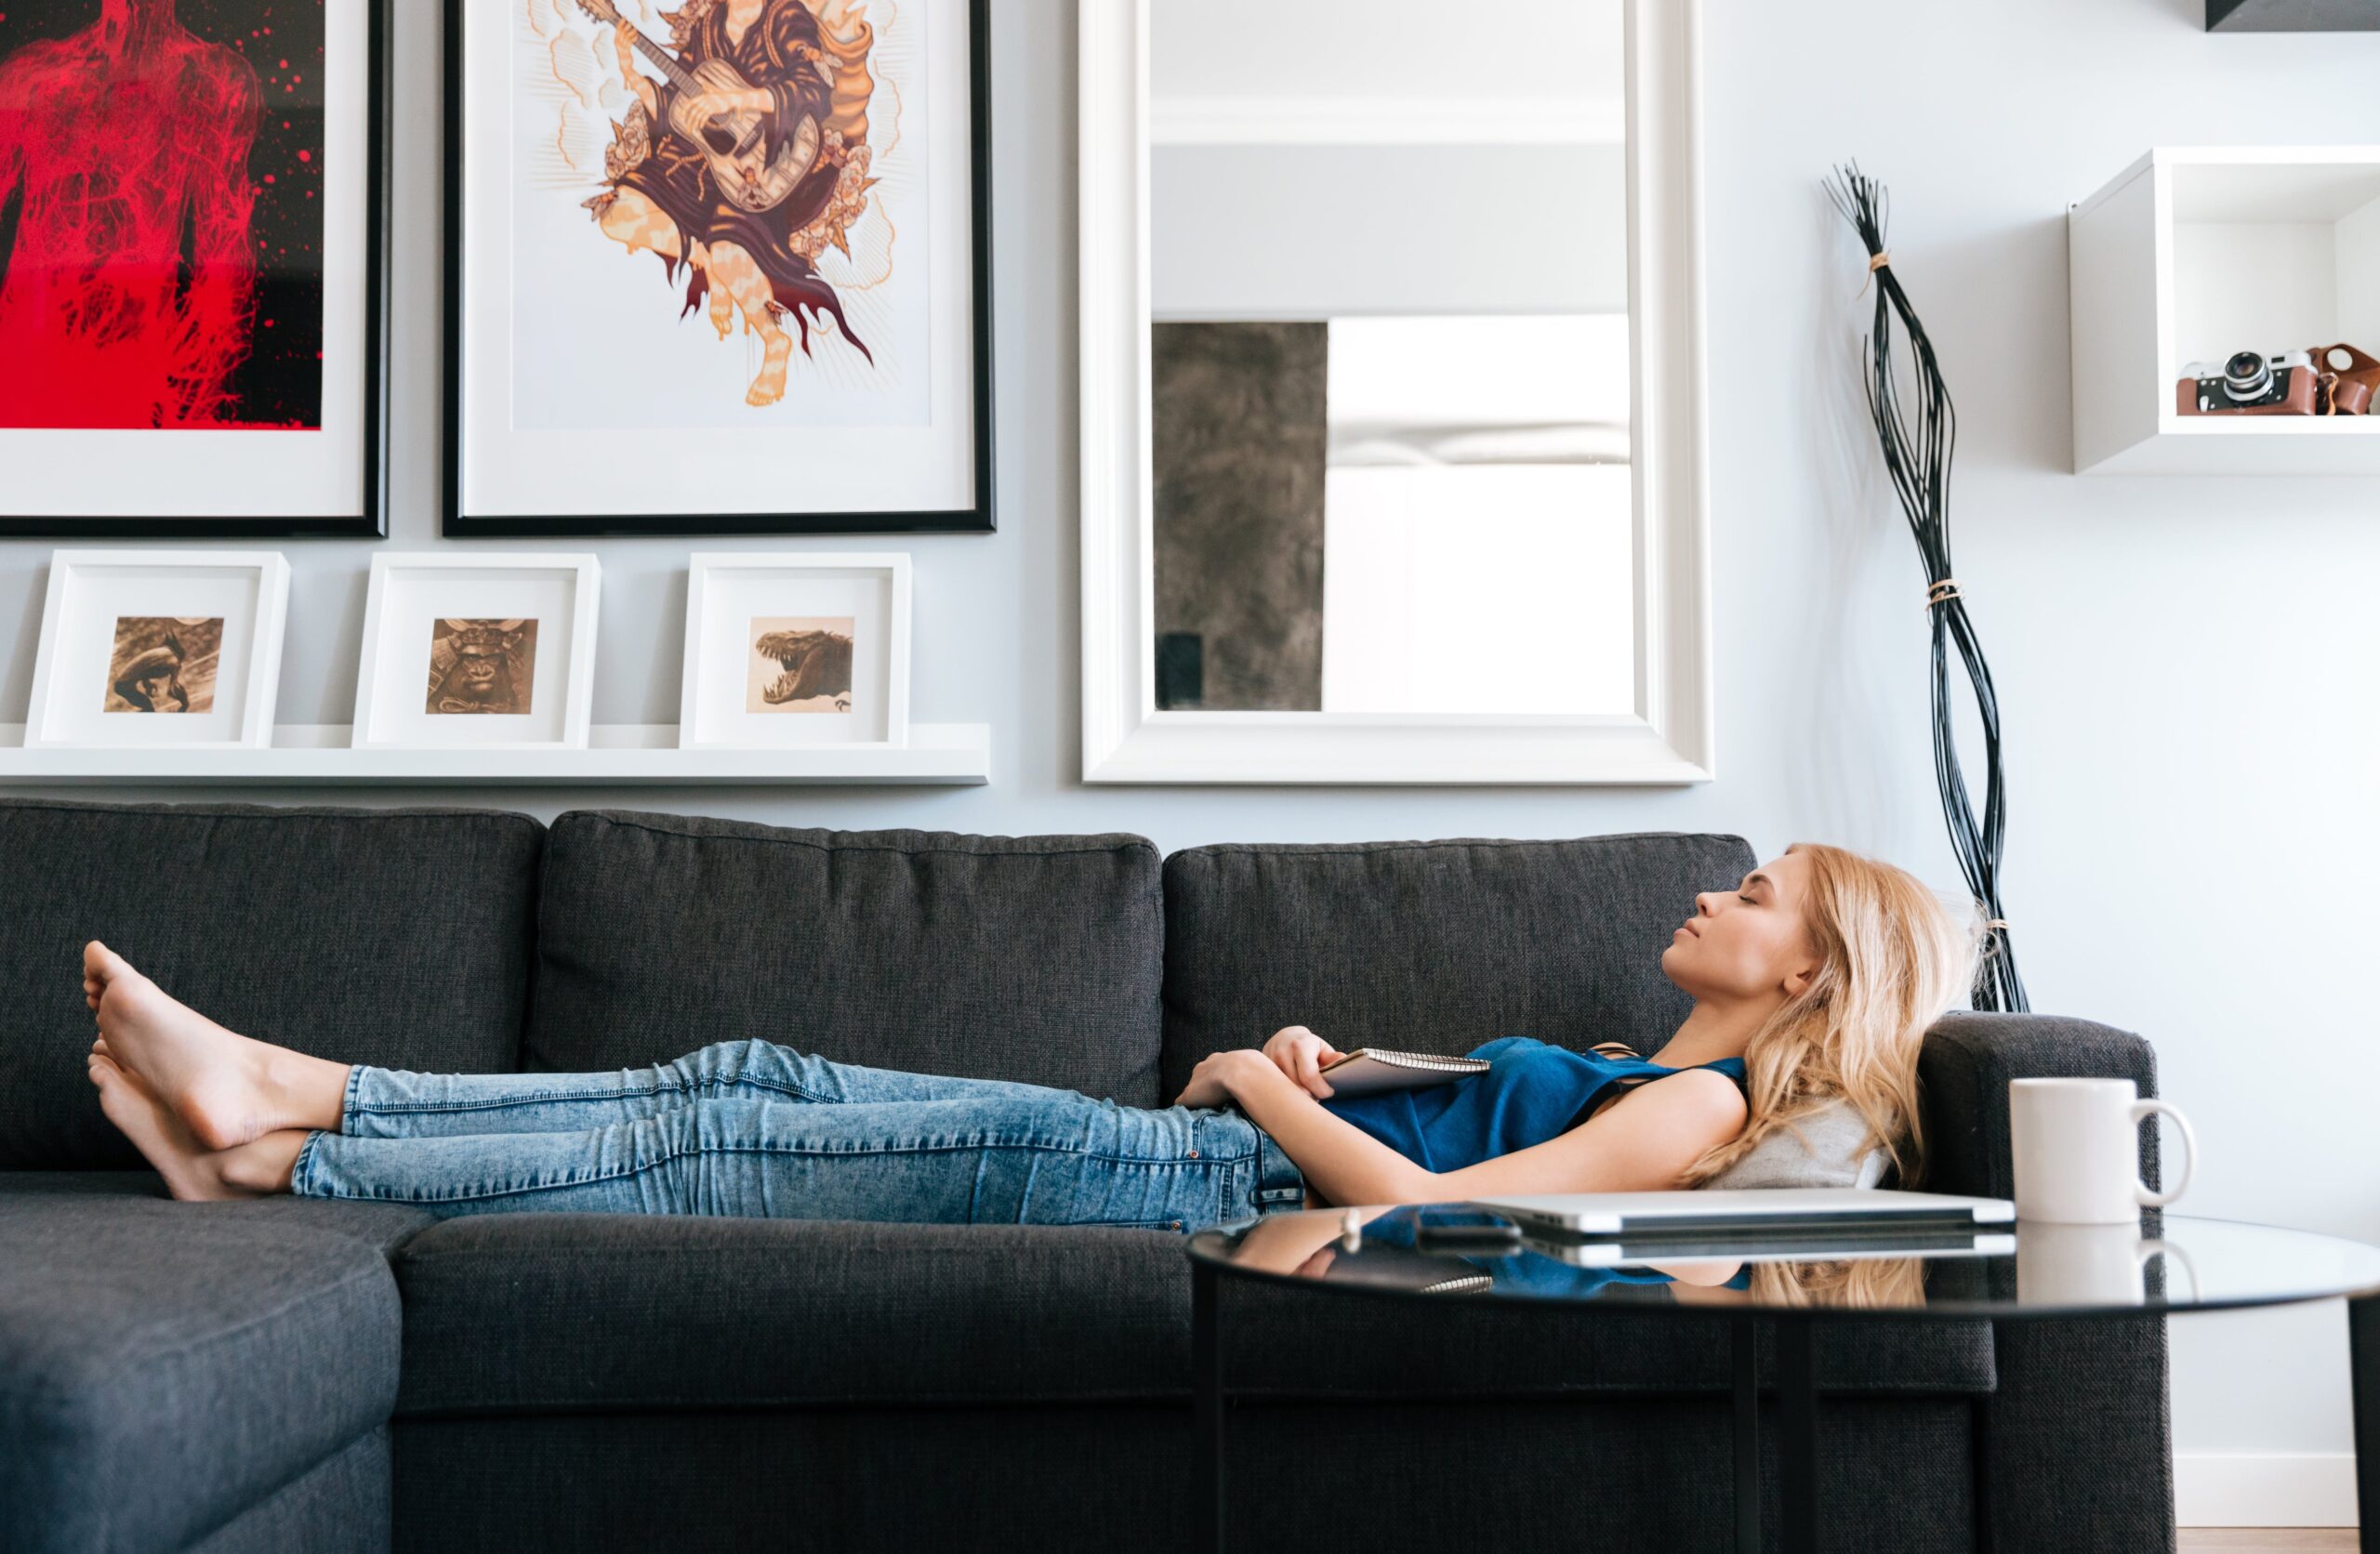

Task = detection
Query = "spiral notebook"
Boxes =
[1316,1048,1491,1099]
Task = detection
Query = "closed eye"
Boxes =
[1739,893,1755,904]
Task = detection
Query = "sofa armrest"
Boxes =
[1916,1010,2162,1200]
[1921,1011,2176,1552]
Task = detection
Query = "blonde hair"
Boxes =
[1676,842,1986,1192]
[1745,1256,1929,1310]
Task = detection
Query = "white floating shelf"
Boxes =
[2069,145,2380,475]
[0,723,991,787]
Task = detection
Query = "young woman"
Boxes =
[81,843,1980,1229]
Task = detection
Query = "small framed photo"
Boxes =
[24,550,291,748]
[679,553,910,749]
[353,554,600,750]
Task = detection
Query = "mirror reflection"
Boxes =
[1147,0,1632,715]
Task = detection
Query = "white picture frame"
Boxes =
[1077,0,1713,784]
[352,553,600,750]
[678,553,911,750]
[443,0,992,535]
[24,550,291,750]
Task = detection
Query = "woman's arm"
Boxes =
[1217,1054,1435,1206]
[1224,1205,1359,1274]
[1202,1051,1748,1205]
[613,25,660,118]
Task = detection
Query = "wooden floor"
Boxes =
[2180,1533,2356,1551]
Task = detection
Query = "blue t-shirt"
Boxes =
[1319,1035,1749,1173]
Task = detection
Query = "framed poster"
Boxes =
[678,551,909,748]
[443,0,993,537]
[0,1,390,538]
[352,553,602,750]
[25,550,291,746]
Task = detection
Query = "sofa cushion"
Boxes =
[389,1212,1990,1416]
[0,1173,432,1554]
[0,799,545,1169]
[188,1427,390,1554]
[1160,833,1757,1100]
[526,812,1166,1105]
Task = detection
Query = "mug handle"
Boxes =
[2130,1099,2196,1208]
[2137,1239,2202,1304]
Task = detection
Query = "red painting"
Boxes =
[0,0,326,429]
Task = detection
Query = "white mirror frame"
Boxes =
[1078,0,1712,784]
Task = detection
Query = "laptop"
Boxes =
[1469,1187,2016,1239]
[1519,1227,2016,1266]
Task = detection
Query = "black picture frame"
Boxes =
[0,0,392,539]
[440,0,995,538]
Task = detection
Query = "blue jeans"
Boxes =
[288,1038,1306,1231]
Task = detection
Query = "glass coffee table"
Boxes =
[1186,1205,2380,1554]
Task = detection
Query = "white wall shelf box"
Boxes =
[2206,0,2380,31]
[0,723,990,787]
[2069,145,2380,474]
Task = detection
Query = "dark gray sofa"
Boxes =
[0,798,2172,1554]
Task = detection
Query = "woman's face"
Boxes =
[1659,852,1819,1003]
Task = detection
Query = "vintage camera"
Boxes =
[2177,349,2316,415]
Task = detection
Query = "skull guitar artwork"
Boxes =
[567,0,882,410]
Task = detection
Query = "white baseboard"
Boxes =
[2175,1454,2358,1527]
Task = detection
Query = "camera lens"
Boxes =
[2222,350,2272,402]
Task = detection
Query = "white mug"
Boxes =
[2008,1077,2196,1225]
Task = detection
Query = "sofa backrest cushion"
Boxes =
[526,812,1167,1105]
[0,799,544,1169]
[1159,833,1758,1101]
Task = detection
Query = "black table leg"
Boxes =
[2350,1295,2380,1554]
[1733,1315,1762,1554]
[1778,1316,1818,1554]
[1194,1258,1224,1554]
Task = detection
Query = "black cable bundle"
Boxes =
[1823,162,2028,1013]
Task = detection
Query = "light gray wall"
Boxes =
[6,0,2380,1507]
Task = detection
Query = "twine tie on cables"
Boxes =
[1925,577,1961,608]
[1856,249,1890,298]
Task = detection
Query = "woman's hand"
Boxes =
[1262,1025,1344,1098]
[681,91,734,127]
[683,86,774,125]
[1172,1048,1268,1110]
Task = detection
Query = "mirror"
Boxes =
[1079,0,1711,783]
[1148,0,1631,716]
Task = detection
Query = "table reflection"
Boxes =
[1200,1205,2331,1314]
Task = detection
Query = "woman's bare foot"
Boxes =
[87,1050,258,1201]
[218,1129,309,1195]
[83,942,350,1151]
